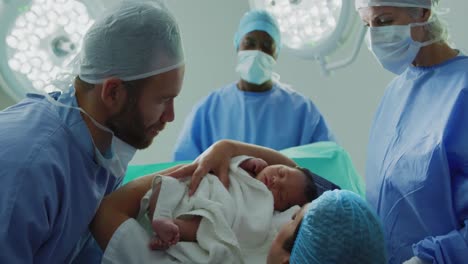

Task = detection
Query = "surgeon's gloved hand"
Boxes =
[166,140,233,195]
[403,256,429,264]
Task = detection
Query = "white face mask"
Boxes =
[44,91,136,178]
[89,118,137,178]
[367,21,440,74]
[235,50,276,85]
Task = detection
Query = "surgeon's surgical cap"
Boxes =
[355,0,437,9]
[290,190,387,264]
[233,9,281,54]
[79,1,184,84]
[355,0,448,42]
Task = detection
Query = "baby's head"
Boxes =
[256,165,318,211]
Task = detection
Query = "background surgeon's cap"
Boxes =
[290,190,387,264]
[234,9,282,54]
[79,1,184,84]
[355,0,437,9]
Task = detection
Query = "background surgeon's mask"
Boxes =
[236,50,276,85]
[367,20,440,74]
[44,90,136,178]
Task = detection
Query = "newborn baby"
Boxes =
[147,156,318,250]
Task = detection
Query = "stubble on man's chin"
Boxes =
[134,131,154,150]
[106,112,150,150]
[114,124,151,150]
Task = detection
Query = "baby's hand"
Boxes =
[239,158,268,176]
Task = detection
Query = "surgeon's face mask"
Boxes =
[44,91,136,178]
[367,20,440,75]
[235,50,276,85]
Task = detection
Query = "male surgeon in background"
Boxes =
[173,9,335,161]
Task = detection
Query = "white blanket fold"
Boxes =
[103,156,276,264]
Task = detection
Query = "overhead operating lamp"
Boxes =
[249,0,366,75]
[0,0,104,101]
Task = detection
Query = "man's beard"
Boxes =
[106,99,155,150]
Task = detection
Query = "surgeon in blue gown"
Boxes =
[0,2,184,263]
[173,10,335,161]
[355,0,468,263]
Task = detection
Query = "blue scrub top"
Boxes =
[367,55,468,263]
[0,90,120,263]
[173,82,335,161]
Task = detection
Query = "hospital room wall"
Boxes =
[0,0,467,176]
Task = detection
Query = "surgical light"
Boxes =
[0,0,104,101]
[249,0,366,75]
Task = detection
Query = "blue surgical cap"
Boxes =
[233,9,282,54]
[290,190,387,264]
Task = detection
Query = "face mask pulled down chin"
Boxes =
[236,50,276,85]
[91,121,137,179]
[44,91,136,178]
[367,20,440,75]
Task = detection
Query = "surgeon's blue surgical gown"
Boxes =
[173,82,335,161]
[0,90,120,263]
[367,55,468,263]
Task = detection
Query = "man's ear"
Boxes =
[100,78,127,114]
[421,8,431,22]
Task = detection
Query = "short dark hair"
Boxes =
[283,169,339,254]
[74,75,94,91]
[296,166,319,204]
[281,167,320,254]
[74,75,147,99]
[282,218,303,253]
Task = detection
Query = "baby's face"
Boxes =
[256,165,308,211]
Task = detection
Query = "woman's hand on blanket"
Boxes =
[167,141,232,195]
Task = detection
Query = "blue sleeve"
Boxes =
[172,103,205,161]
[0,158,58,262]
[413,88,468,263]
[71,236,103,264]
[303,99,336,143]
[413,221,468,263]
[310,114,337,143]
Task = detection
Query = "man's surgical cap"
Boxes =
[79,1,184,84]
[290,190,387,264]
[355,0,437,9]
[234,9,281,54]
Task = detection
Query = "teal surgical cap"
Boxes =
[290,190,387,264]
[233,9,282,54]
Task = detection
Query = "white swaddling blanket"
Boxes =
[102,156,277,264]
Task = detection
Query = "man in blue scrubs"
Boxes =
[0,2,184,263]
[173,10,335,161]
